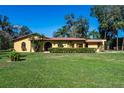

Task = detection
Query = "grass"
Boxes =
[0,52,124,87]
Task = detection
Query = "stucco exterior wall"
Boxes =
[87,42,105,52]
[88,42,98,48]
[14,38,32,52]
[13,36,106,52]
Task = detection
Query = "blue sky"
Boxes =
[0,5,99,37]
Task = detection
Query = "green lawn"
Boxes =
[0,52,124,88]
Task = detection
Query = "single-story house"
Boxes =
[13,34,106,52]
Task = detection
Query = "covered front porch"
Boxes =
[30,39,86,52]
[30,38,106,52]
[43,40,86,51]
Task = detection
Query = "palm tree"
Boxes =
[53,26,68,37]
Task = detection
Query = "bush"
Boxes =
[10,51,21,61]
[49,48,96,53]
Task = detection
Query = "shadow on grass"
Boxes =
[19,54,27,61]
[19,58,26,61]
[20,54,27,57]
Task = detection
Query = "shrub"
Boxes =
[49,48,96,53]
[10,51,21,61]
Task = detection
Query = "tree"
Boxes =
[0,15,10,31]
[19,25,32,36]
[0,14,32,50]
[75,17,89,38]
[0,15,13,50]
[54,14,89,38]
[119,6,124,50]
[65,14,89,38]
[88,30,100,39]
[65,14,76,37]
[0,31,13,50]
[91,6,123,50]
[53,26,68,37]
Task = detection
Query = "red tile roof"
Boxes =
[44,38,85,41]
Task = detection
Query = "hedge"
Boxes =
[48,48,96,53]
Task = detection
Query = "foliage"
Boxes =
[31,33,44,52]
[0,14,32,50]
[31,33,45,52]
[53,26,68,37]
[91,6,122,39]
[0,15,10,31]
[91,6,124,50]
[19,26,32,36]
[88,29,100,39]
[9,51,21,61]
[32,41,43,52]
[0,31,13,50]
[53,14,89,38]
[49,48,96,53]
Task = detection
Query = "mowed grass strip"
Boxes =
[0,53,124,87]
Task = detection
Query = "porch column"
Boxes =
[42,42,45,51]
[74,43,77,48]
[30,41,32,52]
[83,43,85,48]
[102,41,105,50]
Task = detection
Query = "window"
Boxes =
[21,42,26,51]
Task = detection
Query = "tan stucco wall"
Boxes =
[88,42,98,48]
[14,38,32,52]
[14,36,43,52]
[86,40,106,49]
[87,41,105,52]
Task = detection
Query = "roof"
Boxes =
[44,38,86,41]
[13,34,33,41]
[86,39,106,42]
[13,34,106,42]
[13,33,47,42]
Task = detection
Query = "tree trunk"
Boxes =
[116,34,118,51]
[122,30,124,51]
[122,37,124,51]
